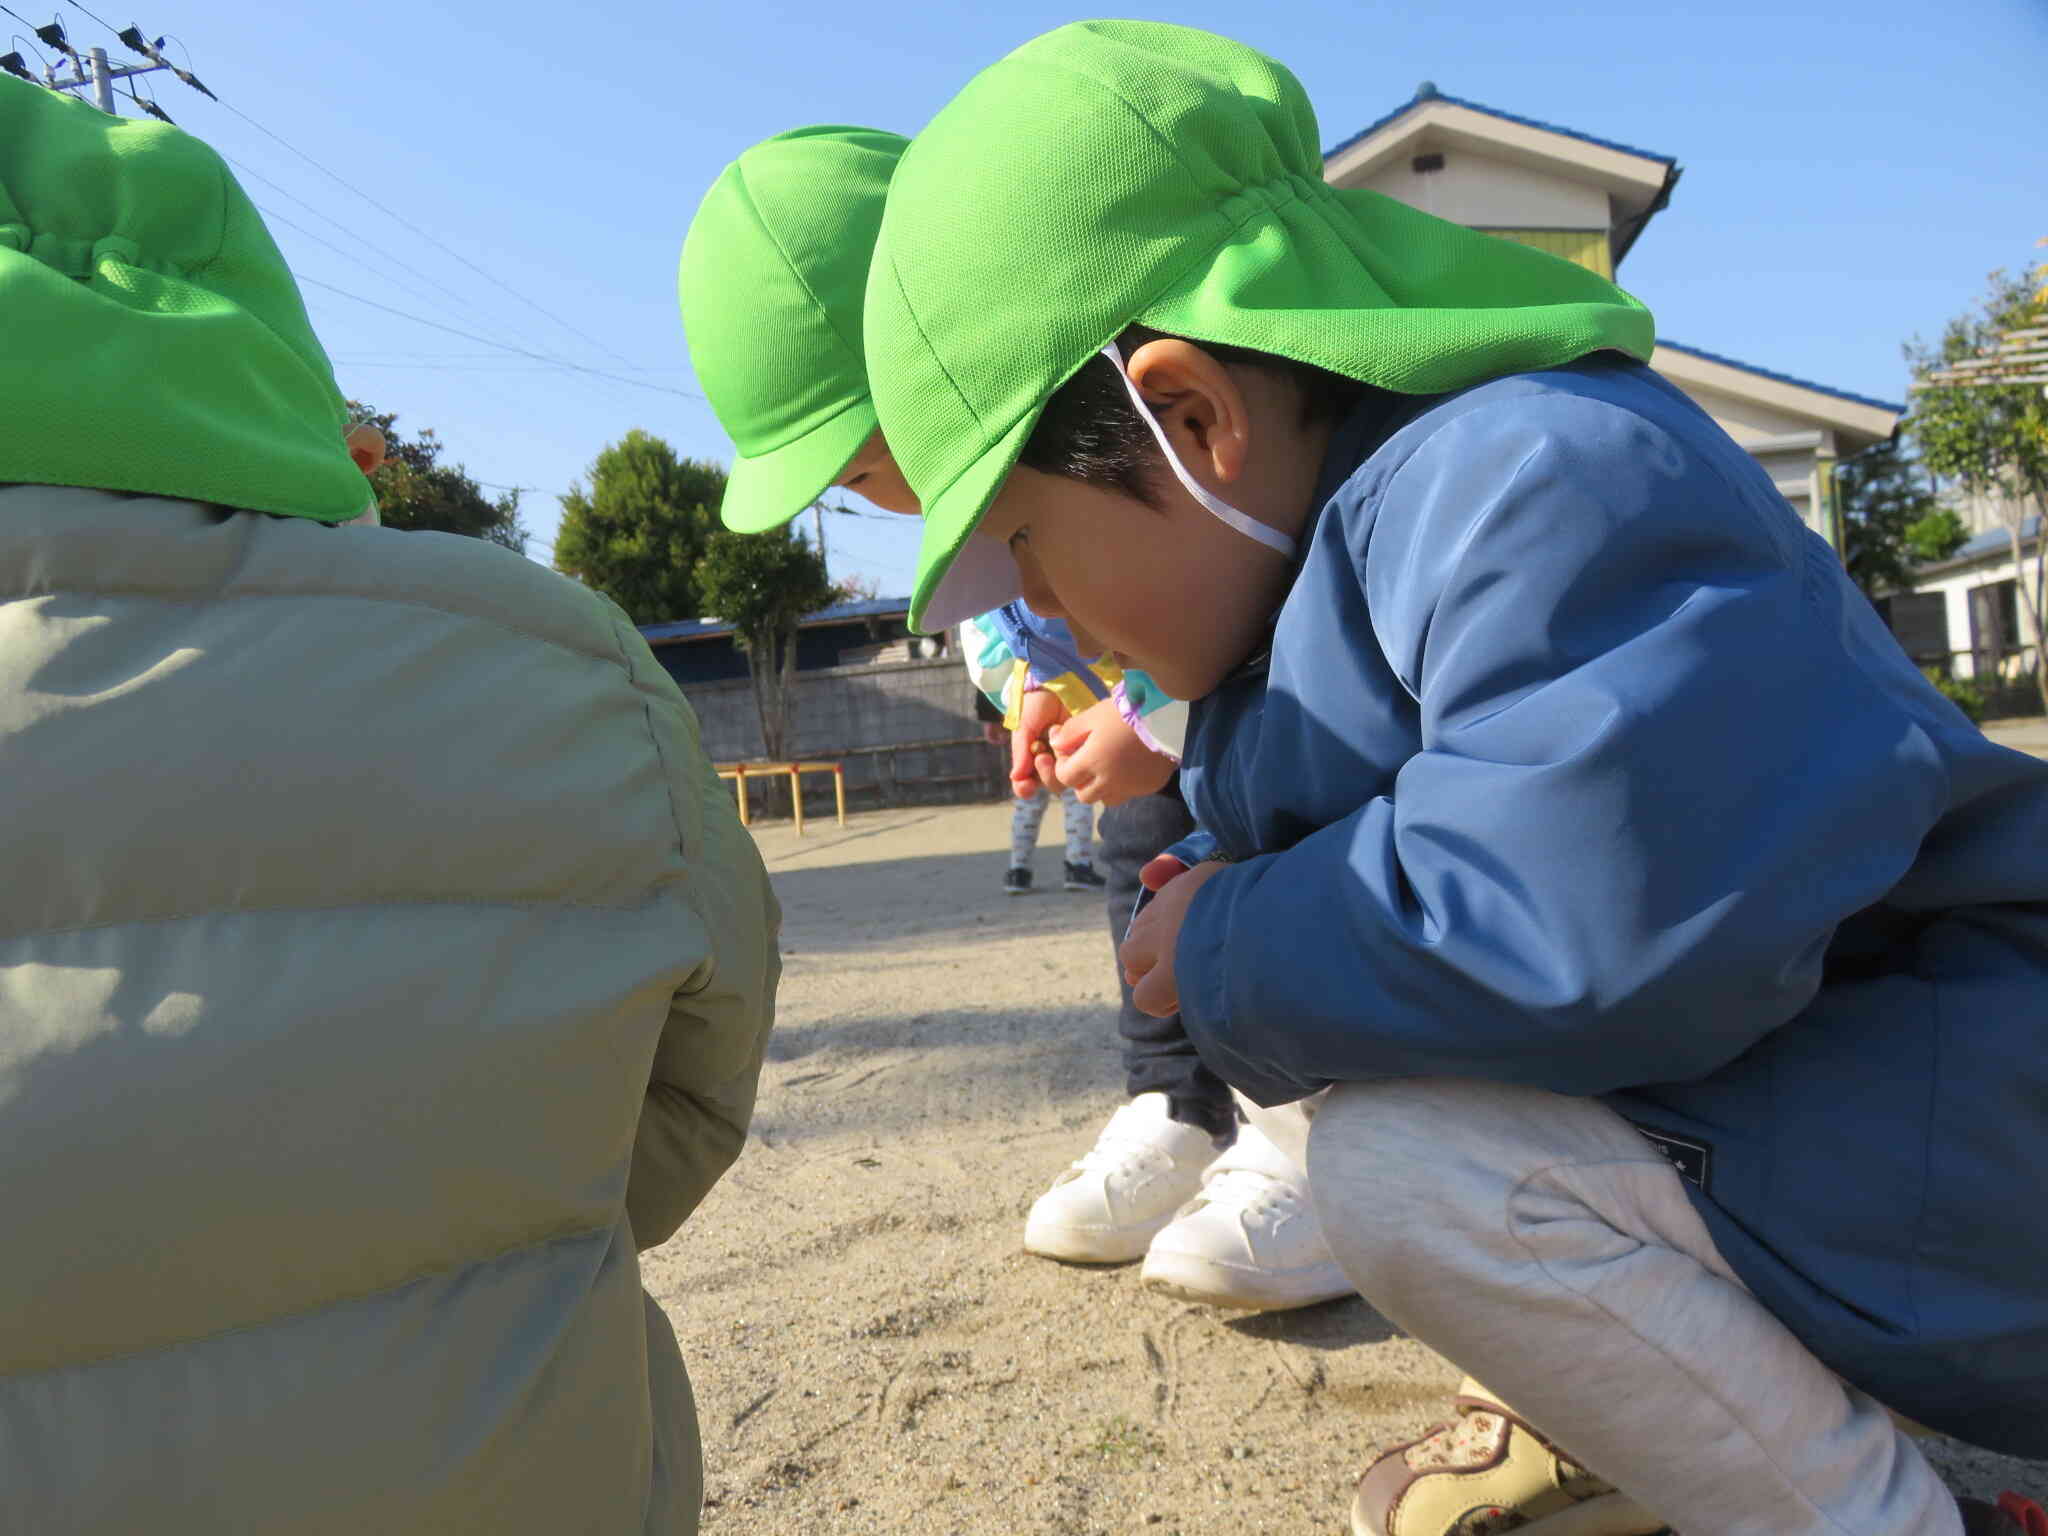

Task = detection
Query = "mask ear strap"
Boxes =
[1099,345,1296,559]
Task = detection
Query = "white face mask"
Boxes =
[1098,344,1297,560]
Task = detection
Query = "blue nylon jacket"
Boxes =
[1176,356,2048,1456]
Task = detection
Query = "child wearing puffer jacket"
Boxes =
[0,77,776,1536]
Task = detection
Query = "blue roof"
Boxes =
[1934,515,2042,568]
[639,595,910,645]
[1322,84,1677,169]
[1654,340,1904,415]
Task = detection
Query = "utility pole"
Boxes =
[812,500,828,572]
[86,45,111,111]
[1,19,214,121]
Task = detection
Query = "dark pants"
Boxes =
[1097,781,1236,1141]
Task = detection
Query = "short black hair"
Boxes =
[1016,325,1382,504]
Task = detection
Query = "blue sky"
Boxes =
[39,0,2045,599]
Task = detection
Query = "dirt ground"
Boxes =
[642,801,2048,1536]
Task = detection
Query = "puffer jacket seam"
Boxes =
[603,607,692,865]
[597,607,722,1004]
[0,584,632,674]
[0,1219,620,1383]
[3,890,683,944]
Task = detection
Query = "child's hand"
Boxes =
[1011,688,1069,797]
[1050,698,1176,806]
[1139,853,1189,892]
[1119,859,1227,1018]
[345,424,387,476]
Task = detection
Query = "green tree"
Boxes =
[346,402,526,551]
[553,431,724,624]
[1838,437,1965,601]
[1906,265,2048,709]
[695,526,837,767]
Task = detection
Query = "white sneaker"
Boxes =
[1140,1123,1352,1310]
[1023,1093,1217,1263]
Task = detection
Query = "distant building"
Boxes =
[639,596,943,690]
[1325,85,1901,548]
[1885,506,2041,685]
[637,598,988,803]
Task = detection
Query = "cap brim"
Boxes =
[908,409,1037,633]
[719,397,878,534]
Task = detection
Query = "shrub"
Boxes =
[1923,667,1987,723]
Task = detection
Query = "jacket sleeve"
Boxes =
[1115,668,1188,760]
[1177,393,1949,1106]
[624,666,783,1251]
[959,613,1020,709]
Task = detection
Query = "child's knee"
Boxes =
[1306,1081,1493,1304]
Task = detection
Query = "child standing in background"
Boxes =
[961,603,1107,894]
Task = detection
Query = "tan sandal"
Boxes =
[1349,1378,1670,1536]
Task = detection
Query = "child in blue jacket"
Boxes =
[867,21,2048,1536]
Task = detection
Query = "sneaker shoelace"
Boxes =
[1070,1113,1170,1177]
[1198,1166,1299,1223]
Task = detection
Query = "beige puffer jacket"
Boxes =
[0,486,778,1534]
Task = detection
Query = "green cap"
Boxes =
[679,125,909,532]
[866,21,1658,632]
[0,78,365,521]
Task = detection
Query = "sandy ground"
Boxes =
[643,801,2047,1535]
[1985,715,2048,760]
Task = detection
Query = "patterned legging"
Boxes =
[1010,783,1094,869]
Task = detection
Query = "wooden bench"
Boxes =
[714,760,847,836]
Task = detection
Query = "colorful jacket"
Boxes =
[959,602,1187,759]
[0,486,781,1533]
[1176,359,2048,1458]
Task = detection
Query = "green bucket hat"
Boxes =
[0,77,366,521]
[865,21,1658,632]
[679,125,908,532]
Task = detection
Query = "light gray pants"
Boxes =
[1010,783,1093,870]
[1305,1078,1956,1536]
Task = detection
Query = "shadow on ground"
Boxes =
[1226,1295,1402,1352]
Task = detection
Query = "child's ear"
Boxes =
[1123,339,1250,485]
[345,424,387,477]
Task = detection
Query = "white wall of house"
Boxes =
[1655,378,1838,446]
[1349,148,1612,232]
[1322,98,1903,564]
[1914,549,2039,681]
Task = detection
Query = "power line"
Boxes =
[226,152,484,317]
[27,12,692,407]
[254,200,476,316]
[0,2,53,55]
[44,3,637,373]
[56,0,120,33]
[4,17,52,74]
[297,274,708,401]
[204,93,638,370]
[117,80,169,122]
[329,351,690,373]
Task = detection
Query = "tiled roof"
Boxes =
[1656,340,1905,415]
[1323,84,1677,168]
[639,595,910,644]
[1932,515,2042,568]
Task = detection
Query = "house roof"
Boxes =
[639,595,910,647]
[1654,341,1903,414]
[1320,84,1681,264]
[1916,514,2042,575]
[1650,340,1903,449]
[1323,83,1677,171]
